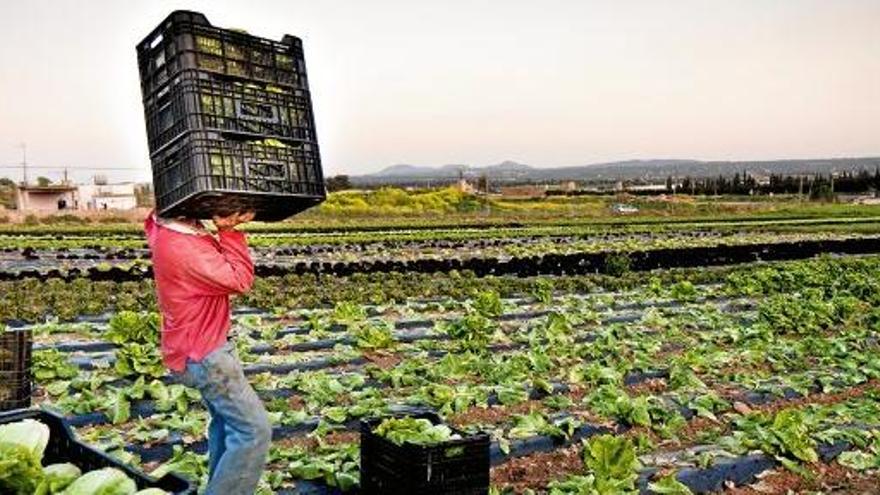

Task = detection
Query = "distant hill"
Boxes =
[351,157,880,186]
[370,160,530,179]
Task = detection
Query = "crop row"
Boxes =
[5,235,880,286]
[4,231,872,268]
[6,207,880,233]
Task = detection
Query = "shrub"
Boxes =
[604,253,632,276]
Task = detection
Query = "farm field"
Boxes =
[4,208,880,494]
[3,0,878,491]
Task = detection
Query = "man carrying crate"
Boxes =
[145,211,271,495]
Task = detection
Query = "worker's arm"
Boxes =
[182,212,255,296]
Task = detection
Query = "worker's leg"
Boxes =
[180,361,230,481]
[184,342,271,495]
[204,399,226,479]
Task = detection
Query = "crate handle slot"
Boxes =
[245,159,287,180]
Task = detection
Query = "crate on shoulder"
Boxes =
[137,10,325,222]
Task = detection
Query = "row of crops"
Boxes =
[4,214,880,249]
[5,230,880,282]
[8,254,880,493]
[2,231,876,263]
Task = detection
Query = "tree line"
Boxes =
[326,170,880,199]
[670,169,880,199]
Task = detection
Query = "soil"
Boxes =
[645,380,880,459]
[750,380,880,416]
[628,377,668,395]
[275,430,360,451]
[449,401,545,428]
[674,416,726,446]
[490,444,585,494]
[272,314,302,326]
[566,385,588,402]
[623,424,663,446]
[362,351,402,370]
[712,361,775,380]
[287,395,305,410]
[727,461,880,494]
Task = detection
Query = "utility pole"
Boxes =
[19,143,28,185]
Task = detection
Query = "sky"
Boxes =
[0,0,878,183]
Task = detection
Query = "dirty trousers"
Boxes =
[180,342,272,495]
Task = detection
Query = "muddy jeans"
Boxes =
[180,342,272,495]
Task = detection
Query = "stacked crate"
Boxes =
[137,11,325,221]
[0,329,32,411]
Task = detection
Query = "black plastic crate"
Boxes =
[0,408,193,494]
[152,131,324,221]
[143,69,317,155]
[137,11,308,99]
[360,412,490,495]
[0,329,31,411]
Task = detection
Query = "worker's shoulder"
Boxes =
[151,227,215,255]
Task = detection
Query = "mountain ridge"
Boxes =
[352,157,880,184]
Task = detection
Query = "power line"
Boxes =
[0,165,147,170]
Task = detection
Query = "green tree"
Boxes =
[325,175,351,192]
[0,177,15,209]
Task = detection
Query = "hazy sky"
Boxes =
[0,0,878,182]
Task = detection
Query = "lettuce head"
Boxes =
[61,467,137,495]
[36,463,82,495]
[0,419,51,494]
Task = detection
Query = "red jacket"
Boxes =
[145,214,254,372]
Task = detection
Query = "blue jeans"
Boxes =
[180,342,272,495]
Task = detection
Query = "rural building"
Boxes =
[14,180,138,213]
[499,185,547,198]
[626,184,668,192]
[454,178,476,194]
[560,181,578,192]
[746,172,771,186]
[77,183,138,210]
[14,184,78,212]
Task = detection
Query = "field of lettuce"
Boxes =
[5,221,880,494]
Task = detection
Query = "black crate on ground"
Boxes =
[0,329,31,411]
[143,69,317,155]
[152,131,324,221]
[137,11,308,99]
[360,412,490,495]
[0,408,193,494]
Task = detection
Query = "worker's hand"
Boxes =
[213,211,255,231]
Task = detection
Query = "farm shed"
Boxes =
[14,184,78,212]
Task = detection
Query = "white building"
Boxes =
[77,183,138,210]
